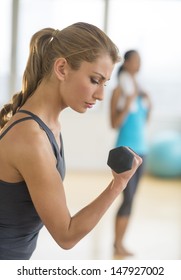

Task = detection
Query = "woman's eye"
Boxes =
[90,78,99,85]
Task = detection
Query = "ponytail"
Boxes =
[0,92,23,129]
[117,65,124,77]
[0,28,54,129]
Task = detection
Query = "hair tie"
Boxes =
[52,29,59,37]
[49,29,59,44]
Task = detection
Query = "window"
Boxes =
[107,0,181,117]
[0,0,12,106]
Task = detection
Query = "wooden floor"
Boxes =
[32,171,181,260]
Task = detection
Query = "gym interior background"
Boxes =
[0,0,181,259]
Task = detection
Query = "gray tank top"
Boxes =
[0,110,66,259]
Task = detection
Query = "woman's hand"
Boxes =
[111,148,142,192]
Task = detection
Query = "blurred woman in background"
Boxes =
[110,50,152,258]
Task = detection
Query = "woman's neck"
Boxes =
[21,79,67,128]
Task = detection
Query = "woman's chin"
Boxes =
[70,106,87,114]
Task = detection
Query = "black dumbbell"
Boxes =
[107,146,134,173]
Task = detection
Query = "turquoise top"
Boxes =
[115,96,148,155]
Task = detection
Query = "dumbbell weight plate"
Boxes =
[107,146,134,173]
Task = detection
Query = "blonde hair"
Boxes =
[0,22,120,128]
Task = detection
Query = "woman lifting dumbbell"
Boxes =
[110,50,152,258]
[0,23,142,260]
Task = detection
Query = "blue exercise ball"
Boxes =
[147,131,181,178]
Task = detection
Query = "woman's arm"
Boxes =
[110,86,136,129]
[13,124,142,250]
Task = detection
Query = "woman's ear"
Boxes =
[54,58,68,81]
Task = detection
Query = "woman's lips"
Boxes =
[85,102,95,108]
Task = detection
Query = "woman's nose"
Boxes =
[93,86,104,101]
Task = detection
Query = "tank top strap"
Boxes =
[18,110,51,133]
[17,109,61,156]
[18,109,57,145]
[18,110,66,179]
[0,109,65,180]
[0,117,33,140]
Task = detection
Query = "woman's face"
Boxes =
[60,55,114,113]
[126,53,141,73]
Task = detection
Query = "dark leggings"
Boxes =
[117,155,145,217]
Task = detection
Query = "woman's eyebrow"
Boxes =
[93,72,110,81]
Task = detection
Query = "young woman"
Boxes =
[0,23,142,260]
[110,50,151,258]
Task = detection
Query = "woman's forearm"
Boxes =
[59,179,124,248]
